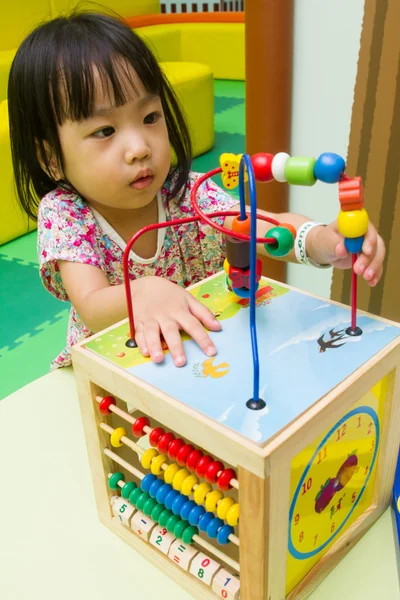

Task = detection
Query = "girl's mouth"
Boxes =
[130,175,154,190]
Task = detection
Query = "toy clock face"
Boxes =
[288,406,379,561]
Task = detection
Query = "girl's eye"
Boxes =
[144,112,161,125]
[92,126,115,139]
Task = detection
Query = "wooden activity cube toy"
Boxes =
[72,270,400,600]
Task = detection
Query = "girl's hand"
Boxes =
[131,276,221,367]
[308,221,386,287]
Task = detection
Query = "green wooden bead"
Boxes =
[108,472,125,490]
[151,503,165,523]
[285,156,317,186]
[173,520,188,539]
[166,514,181,533]
[264,227,294,257]
[143,497,157,517]
[129,487,143,506]
[159,509,173,528]
[121,481,137,499]
[182,525,198,545]
[136,492,151,511]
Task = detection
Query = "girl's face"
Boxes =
[55,64,171,213]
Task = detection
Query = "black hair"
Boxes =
[8,9,192,220]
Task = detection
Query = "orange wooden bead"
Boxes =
[339,176,364,211]
[232,215,251,235]
[280,223,297,239]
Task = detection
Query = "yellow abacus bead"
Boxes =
[337,208,368,238]
[172,468,190,491]
[205,490,224,513]
[181,474,199,496]
[141,448,158,470]
[194,482,212,505]
[151,453,168,475]
[223,258,230,275]
[217,496,236,520]
[110,427,126,448]
[226,503,240,526]
[164,463,180,484]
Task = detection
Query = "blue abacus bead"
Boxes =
[207,517,224,539]
[188,505,206,526]
[232,282,259,299]
[198,511,214,532]
[141,473,157,493]
[180,500,197,521]
[164,489,180,510]
[149,478,164,498]
[172,493,187,516]
[217,524,234,545]
[344,235,364,253]
[314,152,346,184]
[156,483,172,505]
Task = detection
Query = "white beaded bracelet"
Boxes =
[294,221,332,269]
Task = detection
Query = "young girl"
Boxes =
[8,11,385,370]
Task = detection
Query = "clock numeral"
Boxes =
[301,477,313,495]
[351,492,356,503]
[370,439,375,451]
[365,465,369,476]
[357,416,362,428]
[331,522,335,533]
[367,421,373,435]
[336,423,347,441]
[299,531,304,543]
[317,445,327,464]
[313,534,318,546]
[294,513,300,526]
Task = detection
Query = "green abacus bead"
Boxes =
[121,481,137,499]
[182,525,198,545]
[108,472,125,490]
[166,514,181,533]
[129,487,143,506]
[143,497,158,517]
[173,519,188,539]
[151,503,165,523]
[159,509,173,528]
[264,227,294,257]
[285,156,317,186]
[136,492,151,511]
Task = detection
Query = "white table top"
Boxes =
[0,368,399,600]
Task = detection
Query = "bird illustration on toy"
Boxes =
[122,150,367,411]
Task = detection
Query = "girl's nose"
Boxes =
[124,139,151,164]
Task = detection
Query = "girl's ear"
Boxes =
[36,139,63,181]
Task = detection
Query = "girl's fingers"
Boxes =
[178,311,217,358]
[362,224,378,256]
[159,319,187,367]
[187,295,222,331]
[362,237,385,283]
[142,319,165,363]
[133,321,150,357]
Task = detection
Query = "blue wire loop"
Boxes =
[239,154,260,404]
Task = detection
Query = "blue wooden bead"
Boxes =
[314,152,346,183]
[217,524,234,545]
[207,517,224,539]
[149,478,164,498]
[156,483,172,505]
[141,473,157,493]
[345,235,364,253]
[198,511,214,532]
[165,489,180,510]
[171,493,187,516]
[188,505,205,526]
[180,500,197,521]
[232,282,259,298]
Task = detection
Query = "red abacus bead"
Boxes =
[217,468,236,491]
[157,432,175,453]
[99,396,116,414]
[176,444,194,467]
[168,438,185,460]
[132,416,150,438]
[196,455,214,477]
[232,215,251,235]
[149,427,165,447]
[205,461,224,483]
[251,153,274,182]
[186,449,204,472]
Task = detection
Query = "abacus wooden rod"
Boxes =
[96,395,239,489]
[109,474,241,573]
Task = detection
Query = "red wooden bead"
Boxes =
[232,215,251,235]
[167,438,185,460]
[205,461,224,483]
[251,153,274,182]
[176,444,194,467]
[99,396,116,414]
[195,455,214,477]
[186,449,204,472]
[339,176,364,211]
[229,259,262,289]
[157,432,175,453]
[132,416,150,438]
[149,427,165,447]
[217,468,236,491]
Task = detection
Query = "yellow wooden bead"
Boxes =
[226,503,240,526]
[141,448,158,470]
[216,496,236,520]
[172,468,190,491]
[337,208,368,238]
[205,490,224,513]
[164,463,180,484]
[150,453,168,475]
[194,482,212,505]
[181,474,199,497]
[110,427,126,448]
[223,258,230,275]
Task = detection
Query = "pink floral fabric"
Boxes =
[37,171,238,369]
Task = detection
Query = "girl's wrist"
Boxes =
[295,221,331,269]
